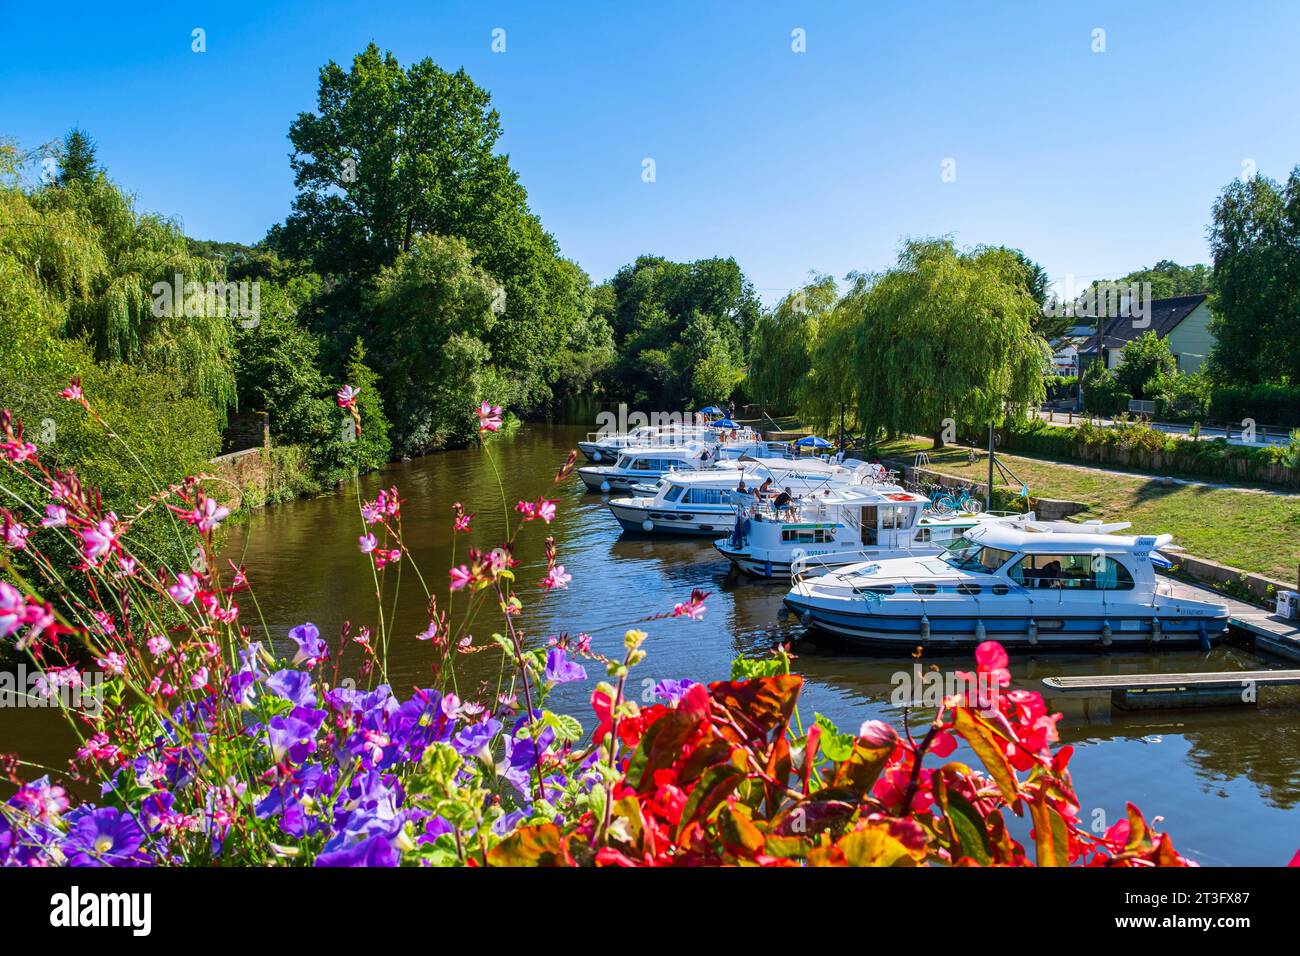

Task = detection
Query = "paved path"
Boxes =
[1163,576,1300,662]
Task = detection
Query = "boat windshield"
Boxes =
[940,539,1015,574]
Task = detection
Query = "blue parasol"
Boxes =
[794,435,833,448]
[711,418,739,428]
[698,405,724,416]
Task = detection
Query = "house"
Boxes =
[1076,293,1214,374]
[1049,324,1098,377]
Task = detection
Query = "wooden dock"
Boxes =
[1160,575,1300,662]
[1043,670,1300,710]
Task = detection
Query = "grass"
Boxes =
[876,438,1300,583]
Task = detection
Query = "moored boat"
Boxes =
[781,522,1229,650]
[606,459,877,534]
[714,484,1036,578]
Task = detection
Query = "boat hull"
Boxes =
[781,594,1230,649]
[609,500,733,535]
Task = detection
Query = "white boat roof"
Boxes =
[965,522,1171,554]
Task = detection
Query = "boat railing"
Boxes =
[790,544,941,584]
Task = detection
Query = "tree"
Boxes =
[366,234,501,455]
[57,128,99,187]
[603,255,759,406]
[747,275,836,413]
[342,338,391,472]
[1120,259,1211,299]
[843,239,1050,446]
[1114,331,1176,398]
[1205,168,1300,385]
[275,45,592,411]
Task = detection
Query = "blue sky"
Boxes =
[3,1,1298,302]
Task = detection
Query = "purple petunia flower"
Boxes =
[543,647,587,685]
[653,678,698,704]
[266,669,316,708]
[289,623,327,665]
[315,834,399,867]
[62,807,146,866]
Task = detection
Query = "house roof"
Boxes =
[1076,293,1208,354]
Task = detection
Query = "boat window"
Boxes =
[939,540,1014,574]
[879,505,911,529]
[914,528,932,544]
[1008,554,1135,590]
[686,488,729,505]
[664,485,685,502]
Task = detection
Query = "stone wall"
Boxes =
[221,411,270,455]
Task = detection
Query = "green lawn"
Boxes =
[876,438,1300,583]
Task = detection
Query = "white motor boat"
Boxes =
[578,424,746,462]
[577,439,796,494]
[782,522,1230,650]
[714,484,1037,578]
[606,459,877,534]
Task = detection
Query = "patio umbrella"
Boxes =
[698,405,723,416]
[794,435,833,448]
[711,418,739,428]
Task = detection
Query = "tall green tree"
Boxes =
[1205,168,1300,384]
[746,274,837,413]
[840,240,1050,445]
[57,128,99,187]
[275,44,595,411]
[1115,331,1176,398]
[366,234,504,454]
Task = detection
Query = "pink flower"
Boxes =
[191,667,209,689]
[3,440,38,463]
[358,533,377,554]
[375,548,401,569]
[540,565,572,591]
[857,719,899,749]
[97,652,126,676]
[514,500,537,520]
[114,556,137,578]
[336,385,360,408]
[186,496,229,533]
[449,565,472,592]
[536,499,558,524]
[454,512,473,532]
[81,515,119,564]
[41,504,67,528]
[477,401,503,433]
[60,379,83,402]
[4,521,29,551]
[167,572,200,605]
[671,589,709,620]
[0,582,23,639]
[146,633,171,657]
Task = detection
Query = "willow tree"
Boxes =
[798,275,873,437]
[747,274,836,414]
[30,176,237,416]
[852,239,1050,446]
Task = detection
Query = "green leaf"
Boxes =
[814,713,855,762]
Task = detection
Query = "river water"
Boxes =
[5,421,1297,863]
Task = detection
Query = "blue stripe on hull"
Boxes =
[783,598,1228,648]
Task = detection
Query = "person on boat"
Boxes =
[1037,560,1062,588]
[774,486,793,514]
[757,477,774,498]
[736,478,748,494]
[699,447,711,463]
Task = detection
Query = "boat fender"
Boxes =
[600,481,611,493]
[1151,618,1163,643]
[974,620,986,642]
[1101,620,1113,647]
[1198,621,1211,652]
[592,451,602,462]
[919,615,930,642]
[800,610,813,627]
[641,519,654,532]
[1027,618,1038,646]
